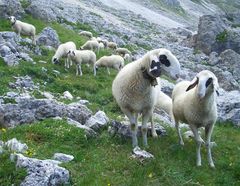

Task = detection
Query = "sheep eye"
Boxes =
[159,55,170,67]
[206,77,213,87]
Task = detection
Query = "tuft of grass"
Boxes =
[216,30,228,43]
[20,0,31,9]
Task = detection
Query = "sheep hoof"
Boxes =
[179,141,184,146]
[196,162,202,167]
[152,132,158,138]
[210,163,215,169]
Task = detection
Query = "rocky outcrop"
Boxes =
[12,153,70,186]
[194,14,240,55]
[0,0,24,19]
[0,98,92,128]
[36,27,60,48]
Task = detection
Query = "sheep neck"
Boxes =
[142,69,158,86]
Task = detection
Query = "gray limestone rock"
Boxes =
[85,111,109,131]
[5,138,28,153]
[36,27,60,48]
[53,153,74,163]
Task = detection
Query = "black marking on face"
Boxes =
[72,51,75,56]
[53,58,59,64]
[150,60,161,77]
[205,77,213,88]
[159,55,170,67]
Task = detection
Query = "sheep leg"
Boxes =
[150,115,158,138]
[205,124,215,168]
[191,125,205,167]
[175,119,184,146]
[142,110,152,147]
[123,108,138,147]
[31,35,36,45]
[107,67,110,75]
[93,64,96,76]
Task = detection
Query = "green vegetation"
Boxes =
[216,30,228,43]
[1,120,240,185]
[1,14,240,186]
[20,0,31,9]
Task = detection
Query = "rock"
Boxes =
[0,0,24,19]
[217,90,240,126]
[13,153,69,186]
[160,79,175,96]
[42,91,54,99]
[218,49,240,83]
[131,146,154,159]
[2,53,19,66]
[109,121,166,138]
[195,14,240,55]
[67,118,97,137]
[36,27,60,48]
[63,91,73,100]
[0,98,92,128]
[208,51,220,66]
[18,52,33,63]
[5,138,28,153]
[85,111,109,131]
[53,153,74,163]
[78,100,89,105]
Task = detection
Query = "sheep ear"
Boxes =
[186,77,199,91]
[213,79,220,96]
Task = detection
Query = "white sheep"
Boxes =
[123,53,132,63]
[172,70,219,168]
[95,55,124,75]
[99,42,105,50]
[79,31,93,39]
[8,16,36,45]
[52,41,76,68]
[67,49,96,76]
[107,42,117,50]
[116,47,131,56]
[80,40,99,53]
[112,48,181,148]
[150,89,174,137]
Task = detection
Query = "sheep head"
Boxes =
[186,70,219,99]
[52,57,59,64]
[8,16,16,25]
[157,49,181,80]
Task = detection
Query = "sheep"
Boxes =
[99,42,105,50]
[116,47,131,56]
[107,42,117,50]
[112,48,181,148]
[80,40,99,53]
[172,70,219,168]
[8,16,36,45]
[124,53,132,63]
[79,31,93,39]
[52,41,76,68]
[67,49,96,76]
[95,55,124,75]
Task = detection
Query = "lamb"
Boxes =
[8,16,36,44]
[172,70,219,168]
[107,42,117,50]
[116,47,131,56]
[52,41,76,68]
[67,49,96,76]
[80,40,99,53]
[95,55,124,75]
[99,42,105,50]
[79,31,93,39]
[112,48,181,148]
[124,53,132,62]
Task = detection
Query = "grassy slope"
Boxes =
[0,15,240,185]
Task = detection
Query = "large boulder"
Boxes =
[0,0,24,19]
[194,14,240,55]
[36,27,60,48]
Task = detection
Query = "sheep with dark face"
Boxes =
[172,70,219,168]
[8,16,36,44]
[112,48,181,148]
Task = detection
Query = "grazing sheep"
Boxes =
[107,42,117,50]
[8,16,36,44]
[124,53,132,62]
[67,49,96,76]
[172,70,219,168]
[99,42,105,50]
[79,31,93,39]
[52,41,76,68]
[112,48,181,148]
[95,55,124,75]
[116,47,131,56]
[80,40,99,53]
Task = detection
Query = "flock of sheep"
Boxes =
[8,16,220,168]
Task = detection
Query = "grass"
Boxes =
[1,14,240,186]
[1,120,240,185]
[216,30,228,43]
